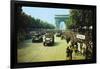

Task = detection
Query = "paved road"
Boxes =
[17,35,85,63]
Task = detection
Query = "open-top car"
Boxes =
[32,32,43,42]
[43,33,54,46]
[56,31,62,37]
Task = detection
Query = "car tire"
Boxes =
[32,39,34,43]
[43,42,46,46]
[40,38,43,42]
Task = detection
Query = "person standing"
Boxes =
[66,46,73,60]
[69,46,73,60]
[66,47,70,57]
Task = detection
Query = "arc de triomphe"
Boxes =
[55,15,69,30]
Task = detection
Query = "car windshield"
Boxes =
[45,33,53,38]
[34,34,40,37]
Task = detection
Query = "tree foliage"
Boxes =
[17,12,55,32]
[16,7,55,42]
[67,9,93,30]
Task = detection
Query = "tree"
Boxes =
[67,9,93,32]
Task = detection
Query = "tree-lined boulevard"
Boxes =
[18,34,85,62]
[17,6,94,62]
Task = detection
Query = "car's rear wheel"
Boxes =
[40,38,43,42]
[43,42,46,46]
[32,39,34,43]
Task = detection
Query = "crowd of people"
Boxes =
[65,30,93,60]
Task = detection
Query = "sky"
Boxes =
[22,6,70,29]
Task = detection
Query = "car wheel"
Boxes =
[43,42,46,46]
[32,39,34,43]
[40,38,43,42]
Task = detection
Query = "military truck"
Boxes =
[32,32,43,42]
[56,31,62,37]
[43,33,54,46]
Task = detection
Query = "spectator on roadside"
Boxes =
[66,46,73,60]
[69,46,73,60]
[66,47,70,57]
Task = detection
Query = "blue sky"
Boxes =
[22,6,70,29]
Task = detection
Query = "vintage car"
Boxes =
[43,33,54,46]
[32,32,43,42]
[56,31,62,37]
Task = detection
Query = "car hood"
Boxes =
[45,38,52,40]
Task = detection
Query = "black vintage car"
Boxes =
[43,33,54,46]
[32,33,43,42]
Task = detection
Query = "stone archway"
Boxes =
[55,15,69,30]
